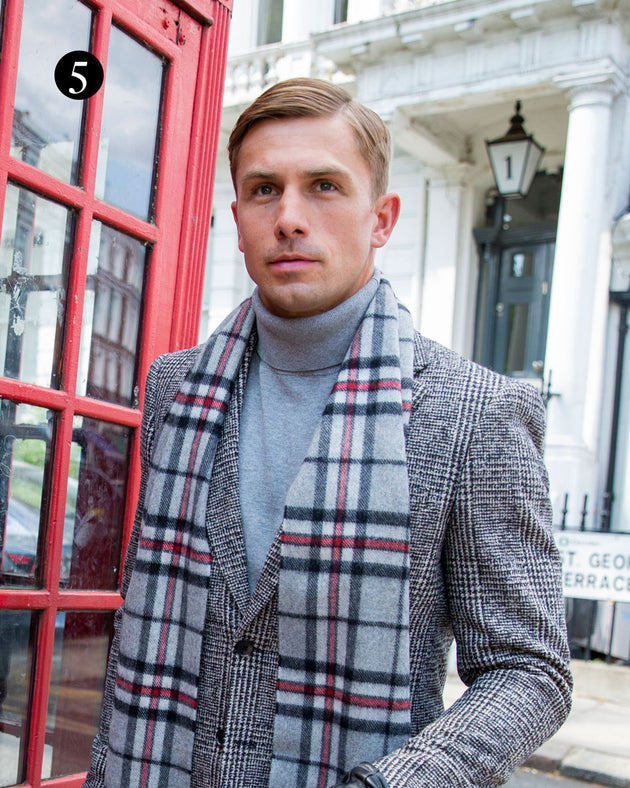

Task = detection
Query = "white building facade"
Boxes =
[202,0,630,656]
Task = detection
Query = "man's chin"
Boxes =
[258,284,329,319]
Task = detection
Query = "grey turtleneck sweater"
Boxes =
[238,275,380,594]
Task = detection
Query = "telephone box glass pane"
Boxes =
[43,611,113,779]
[0,401,55,588]
[11,0,92,185]
[77,222,148,406]
[0,611,36,786]
[95,25,164,220]
[0,183,73,389]
[61,415,131,590]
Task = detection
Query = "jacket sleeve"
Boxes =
[82,349,196,786]
[375,379,572,787]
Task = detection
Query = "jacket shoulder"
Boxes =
[413,332,542,402]
[411,332,546,445]
[147,345,203,396]
[142,345,203,457]
[414,333,493,383]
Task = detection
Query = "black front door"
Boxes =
[474,224,556,380]
[493,240,555,377]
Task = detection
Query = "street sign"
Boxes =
[554,530,630,603]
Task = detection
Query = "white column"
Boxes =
[419,168,473,354]
[375,154,425,326]
[544,78,617,520]
[227,0,257,54]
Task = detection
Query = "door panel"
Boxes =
[493,242,554,378]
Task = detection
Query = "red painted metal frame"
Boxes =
[170,0,232,348]
[0,0,232,784]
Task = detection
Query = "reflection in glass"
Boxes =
[505,304,529,374]
[511,252,533,279]
[95,26,164,219]
[43,611,112,779]
[0,401,55,588]
[77,222,147,406]
[11,0,92,184]
[62,416,130,590]
[0,184,73,388]
[0,611,35,787]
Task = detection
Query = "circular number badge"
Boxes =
[54,51,104,100]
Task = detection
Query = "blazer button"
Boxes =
[216,728,225,747]
[234,638,255,657]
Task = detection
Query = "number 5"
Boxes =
[69,61,88,95]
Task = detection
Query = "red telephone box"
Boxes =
[0,0,232,784]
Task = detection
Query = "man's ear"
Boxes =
[231,200,244,253]
[370,192,401,249]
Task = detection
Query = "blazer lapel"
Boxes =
[410,332,432,408]
[238,531,281,633]
[204,339,252,616]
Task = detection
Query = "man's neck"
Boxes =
[252,273,380,373]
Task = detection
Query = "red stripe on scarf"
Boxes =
[139,536,214,564]
[333,379,401,393]
[277,680,411,711]
[175,393,229,411]
[282,533,409,553]
[117,675,198,709]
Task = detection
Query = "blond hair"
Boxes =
[228,78,391,198]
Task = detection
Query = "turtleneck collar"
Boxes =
[252,272,380,373]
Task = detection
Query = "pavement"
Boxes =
[444,659,630,787]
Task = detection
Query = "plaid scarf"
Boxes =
[270,280,414,787]
[106,279,414,787]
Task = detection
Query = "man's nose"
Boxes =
[274,188,309,239]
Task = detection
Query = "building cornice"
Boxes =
[335,21,627,119]
[313,0,629,62]
[553,63,628,98]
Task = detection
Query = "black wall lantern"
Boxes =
[486,101,545,198]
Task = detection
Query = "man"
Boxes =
[85,78,571,788]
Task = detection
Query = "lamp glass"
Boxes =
[487,137,544,198]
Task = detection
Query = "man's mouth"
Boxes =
[269,255,318,272]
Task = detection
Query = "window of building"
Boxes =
[257,0,284,45]
[334,0,349,24]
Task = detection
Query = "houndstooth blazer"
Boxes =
[85,329,572,787]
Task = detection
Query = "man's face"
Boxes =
[231,114,400,318]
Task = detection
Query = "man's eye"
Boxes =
[316,181,336,192]
[255,184,274,196]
